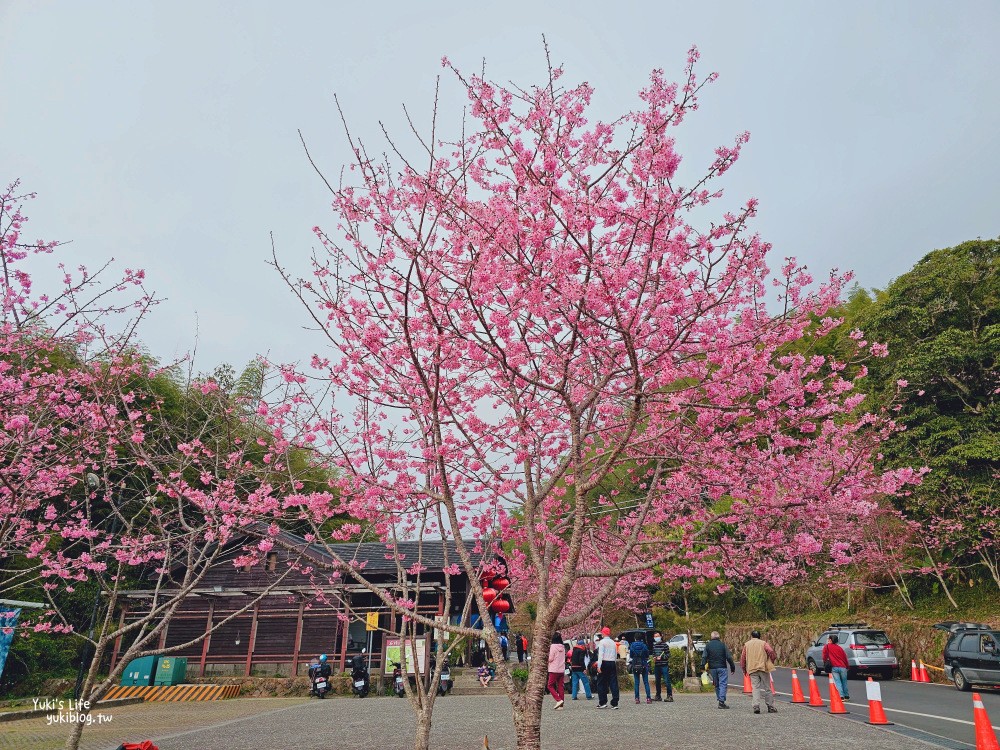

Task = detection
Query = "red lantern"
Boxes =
[479,567,497,582]
[482,587,498,604]
[489,598,511,614]
[490,577,510,592]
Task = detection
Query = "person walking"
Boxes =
[651,632,673,703]
[547,632,567,710]
[500,633,509,662]
[569,638,593,700]
[822,634,850,700]
[628,637,652,704]
[740,630,778,714]
[701,631,736,709]
[515,632,526,663]
[595,627,620,709]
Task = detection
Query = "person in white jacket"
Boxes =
[595,627,620,709]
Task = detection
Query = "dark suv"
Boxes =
[937,622,1000,692]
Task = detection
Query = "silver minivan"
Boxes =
[805,623,899,680]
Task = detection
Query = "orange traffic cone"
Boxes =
[807,670,824,706]
[790,669,807,703]
[770,672,776,694]
[918,661,931,683]
[910,659,920,681]
[743,672,752,694]
[865,677,893,726]
[828,674,849,714]
[973,693,1000,750]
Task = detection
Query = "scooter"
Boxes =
[438,656,452,696]
[391,661,405,697]
[311,669,330,698]
[307,658,331,699]
[350,649,370,698]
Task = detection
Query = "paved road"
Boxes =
[761,667,1000,749]
[151,693,929,750]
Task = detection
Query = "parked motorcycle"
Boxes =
[350,649,371,698]
[308,654,331,699]
[391,661,405,697]
[438,656,452,696]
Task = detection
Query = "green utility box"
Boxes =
[120,655,158,686]
[153,656,188,686]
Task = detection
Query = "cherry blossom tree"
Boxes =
[272,48,919,750]
[1,183,310,750]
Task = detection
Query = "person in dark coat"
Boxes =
[515,632,526,663]
[569,638,593,699]
[701,631,736,708]
[651,631,673,702]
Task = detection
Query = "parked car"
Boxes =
[666,632,706,653]
[617,629,656,651]
[936,621,1000,692]
[805,623,899,680]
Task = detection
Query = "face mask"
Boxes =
[654,637,662,643]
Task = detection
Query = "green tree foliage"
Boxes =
[856,239,999,582]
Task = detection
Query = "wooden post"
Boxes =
[244,603,259,677]
[338,604,349,673]
[199,600,214,678]
[109,606,127,671]
[290,599,305,676]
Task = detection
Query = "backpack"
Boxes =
[628,640,650,671]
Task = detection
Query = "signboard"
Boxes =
[644,612,655,629]
[365,611,379,631]
[384,637,426,675]
[0,609,20,682]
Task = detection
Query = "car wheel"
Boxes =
[953,668,971,692]
[807,658,820,675]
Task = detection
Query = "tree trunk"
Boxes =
[922,540,959,610]
[64,637,108,750]
[979,551,1000,591]
[413,710,432,750]
[512,684,544,750]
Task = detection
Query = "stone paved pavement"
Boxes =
[148,692,933,750]
[0,698,307,750]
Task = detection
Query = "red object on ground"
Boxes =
[116,742,158,750]
[910,660,920,681]
[807,671,825,707]
[973,693,1000,750]
[742,672,752,694]
[918,661,931,683]
[864,677,893,726]
[789,669,807,703]
[827,674,849,714]
[769,672,776,694]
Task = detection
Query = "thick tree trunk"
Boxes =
[512,682,544,750]
[413,710,432,750]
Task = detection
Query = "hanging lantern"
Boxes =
[482,587,498,604]
[490,577,510,592]
[479,567,497,582]
[489,598,511,614]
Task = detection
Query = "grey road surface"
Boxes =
[764,666,1000,749]
[151,692,938,750]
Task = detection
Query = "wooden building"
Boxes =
[110,531,483,679]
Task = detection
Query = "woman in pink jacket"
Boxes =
[547,631,567,709]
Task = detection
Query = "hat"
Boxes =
[577,639,585,645]
[601,627,611,636]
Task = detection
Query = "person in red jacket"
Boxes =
[822,634,851,700]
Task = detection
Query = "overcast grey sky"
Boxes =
[1,1,998,374]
